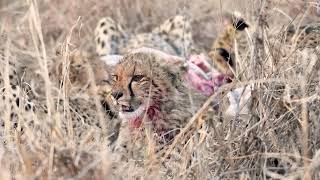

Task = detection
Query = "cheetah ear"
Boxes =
[151,50,190,77]
[223,11,249,31]
[160,57,189,86]
[233,19,249,31]
[163,55,189,75]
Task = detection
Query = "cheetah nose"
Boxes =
[111,91,123,100]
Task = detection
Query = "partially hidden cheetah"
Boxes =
[208,12,249,78]
[0,41,121,177]
[205,12,320,131]
[208,12,320,79]
[95,15,195,60]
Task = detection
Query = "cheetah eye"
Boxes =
[111,75,118,82]
[131,75,145,82]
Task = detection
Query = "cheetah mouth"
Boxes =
[119,105,147,128]
[119,103,160,129]
[121,105,135,112]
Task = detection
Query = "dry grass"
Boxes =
[0,0,320,179]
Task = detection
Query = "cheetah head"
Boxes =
[54,50,114,94]
[111,51,184,128]
[54,50,117,117]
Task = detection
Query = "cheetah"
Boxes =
[0,43,122,176]
[0,40,119,145]
[208,12,249,78]
[208,12,320,79]
[50,50,120,143]
[209,12,320,144]
[204,12,320,139]
[108,49,207,179]
[111,50,205,135]
[0,45,124,177]
[95,15,195,60]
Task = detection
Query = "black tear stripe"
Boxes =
[128,63,137,97]
[216,48,234,67]
[128,79,135,97]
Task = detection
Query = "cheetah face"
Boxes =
[55,51,114,95]
[54,51,117,118]
[111,60,153,128]
[111,52,180,128]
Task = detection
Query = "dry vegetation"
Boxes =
[0,0,320,179]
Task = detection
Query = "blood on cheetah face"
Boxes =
[111,52,181,128]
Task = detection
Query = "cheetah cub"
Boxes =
[109,50,207,178]
[111,50,205,132]
[110,50,206,150]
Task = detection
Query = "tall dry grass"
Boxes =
[0,0,320,179]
